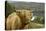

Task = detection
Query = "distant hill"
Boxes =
[7,1,45,16]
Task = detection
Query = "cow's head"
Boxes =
[16,10,33,24]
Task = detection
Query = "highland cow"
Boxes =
[6,10,33,30]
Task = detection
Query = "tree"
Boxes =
[5,1,16,18]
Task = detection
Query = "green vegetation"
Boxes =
[5,1,16,18]
[32,16,44,24]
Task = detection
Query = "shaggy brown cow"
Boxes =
[6,10,32,30]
